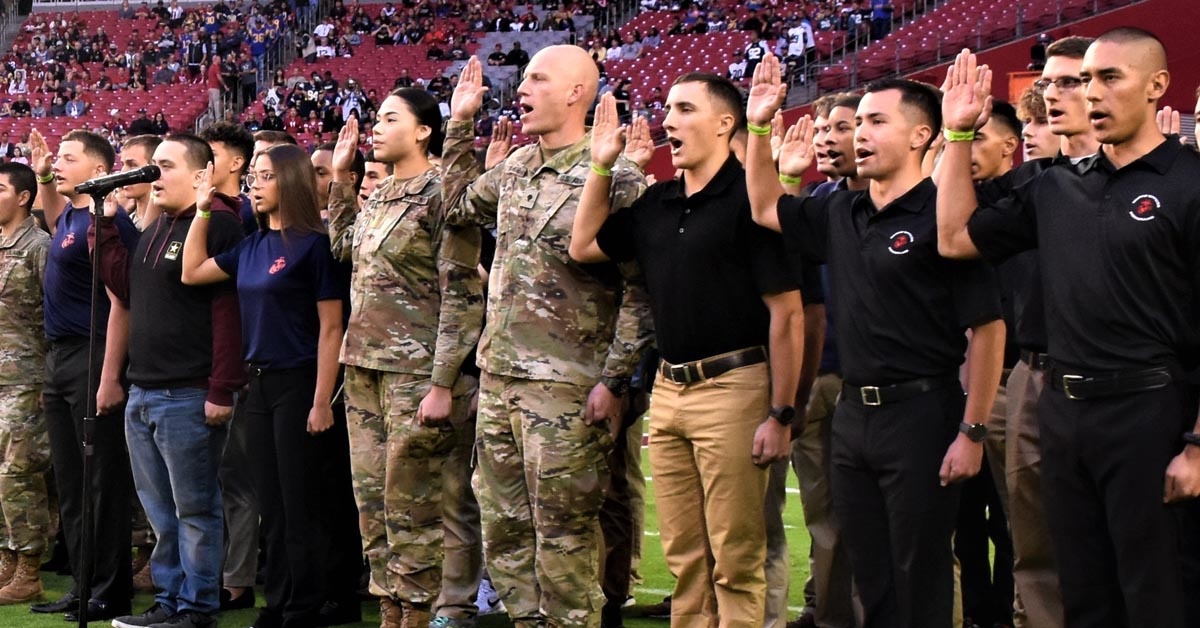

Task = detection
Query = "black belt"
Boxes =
[843,375,958,407]
[1049,365,1178,401]
[1020,349,1050,371]
[659,347,767,385]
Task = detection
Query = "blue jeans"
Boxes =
[125,385,228,614]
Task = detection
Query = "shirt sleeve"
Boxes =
[744,215,798,296]
[966,175,1039,265]
[951,256,1003,329]
[308,234,345,302]
[594,196,641,263]
[213,237,245,277]
[777,192,832,264]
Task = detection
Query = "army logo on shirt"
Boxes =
[164,241,182,261]
[269,256,287,274]
[888,230,914,255]
[1129,194,1160,222]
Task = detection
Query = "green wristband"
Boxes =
[196,210,212,219]
[590,163,613,177]
[747,122,772,137]
[36,172,54,184]
[943,128,976,142]
[779,173,803,185]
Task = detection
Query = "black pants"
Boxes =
[954,455,1014,627]
[832,385,963,628]
[245,364,349,628]
[321,381,365,607]
[599,389,650,627]
[1039,380,1200,628]
[43,337,132,607]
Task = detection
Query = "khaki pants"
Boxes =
[1004,362,1062,628]
[649,361,770,628]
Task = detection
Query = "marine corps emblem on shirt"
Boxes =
[1129,194,1160,222]
[888,230,914,255]
[269,256,287,274]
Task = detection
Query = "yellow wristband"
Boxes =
[747,122,772,136]
[590,163,613,177]
[779,173,803,185]
[36,172,54,184]
[943,128,976,142]
[196,210,212,219]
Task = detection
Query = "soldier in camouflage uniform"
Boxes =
[0,162,50,604]
[327,90,485,628]
[443,51,653,628]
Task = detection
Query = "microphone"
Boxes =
[74,165,161,195]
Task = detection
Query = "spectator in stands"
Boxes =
[645,86,664,111]
[262,110,284,131]
[129,109,154,136]
[604,35,623,61]
[119,0,136,19]
[49,95,66,117]
[487,44,507,66]
[150,112,170,135]
[727,50,747,82]
[743,30,769,78]
[11,95,30,119]
[30,98,46,119]
[64,94,86,118]
[619,34,642,60]
[504,41,529,66]
[869,0,893,40]
[642,26,661,47]
[613,78,632,123]
[153,63,175,86]
[207,55,226,120]
[0,133,16,161]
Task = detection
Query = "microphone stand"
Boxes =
[77,188,110,628]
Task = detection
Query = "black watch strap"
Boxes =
[1183,432,1200,448]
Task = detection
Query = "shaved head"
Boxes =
[532,44,600,107]
[1095,27,1167,72]
[517,45,601,144]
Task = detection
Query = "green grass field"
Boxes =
[0,421,814,627]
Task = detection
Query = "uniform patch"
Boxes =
[269,256,287,274]
[1129,194,1160,222]
[163,241,182,261]
[60,232,75,249]
[888,230,914,255]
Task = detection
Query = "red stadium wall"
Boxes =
[643,0,1197,181]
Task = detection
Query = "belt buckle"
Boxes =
[1061,374,1085,400]
[669,363,692,385]
[860,386,882,406]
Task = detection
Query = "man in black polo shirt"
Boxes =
[569,76,804,627]
[936,32,1200,628]
[745,54,1005,628]
[26,128,138,622]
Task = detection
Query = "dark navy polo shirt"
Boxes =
[779,178,1002,387]
[44,203,139,341]
[967,138,1200,372]
[214,229,345,369]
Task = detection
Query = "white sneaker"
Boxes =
[474,578,506,616]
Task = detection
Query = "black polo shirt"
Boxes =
[595,154,798,364]
[967,138,1200,372]
[778,178,1001,387]
[977,157,1059,355]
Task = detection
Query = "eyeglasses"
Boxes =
[1032,76,1083,92]
[245,171,275,186]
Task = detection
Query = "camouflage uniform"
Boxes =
[0,216,51,560]
[328,169,484,607]
[442,120,652,628]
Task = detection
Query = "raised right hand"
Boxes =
[332,115,359,177]
[29,128,52,178]
[746,52,787,126]
[590,93,627,170]
[450,56,488,122]
[196,162,215,213]
[942,49,992,133]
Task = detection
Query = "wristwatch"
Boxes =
[769,406,795,427]
[959,422,987,443]
[601,376,630,397]
[1183,432,1200,448]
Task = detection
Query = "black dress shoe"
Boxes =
[30,592,77,614]
[63,598,129,622]
[220,587,256,610]
[316,599,362,626]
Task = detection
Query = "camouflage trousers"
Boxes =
[434,380,484,620]
[0,384,51,557]
[343,365,473,605]
[474,373,613,628]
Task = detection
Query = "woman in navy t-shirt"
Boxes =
[181,144,345,628]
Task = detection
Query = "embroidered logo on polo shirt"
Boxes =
[60,232,75,249]
[269,256,287,274]
[887,230,914,255]
[164,241,182,261]
[1129,194,1160,222]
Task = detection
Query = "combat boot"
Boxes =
[380,597,403,628]
[0,549,16,587]
[400,603,431,628]
[0,553,43,604]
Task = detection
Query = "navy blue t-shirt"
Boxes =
[238,194,257,236]
[214,229,344,368]
[44,203,139,341]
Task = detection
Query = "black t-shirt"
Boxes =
[967,138,1200,372]
[779,178,1001,386]
[596,155,798,364]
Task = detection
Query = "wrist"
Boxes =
[590,162,614,177]
[943,128,976,142]
[331,170,353,184]
[779,173,803,185]
[601,376,629,396]
[747,121,772,136]
[36,171,54,184]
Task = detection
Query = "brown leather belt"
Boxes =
[659,347,767,385]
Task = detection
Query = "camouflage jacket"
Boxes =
[328,168,484,387]
[0,216,49,385]
[441,119,653,386]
